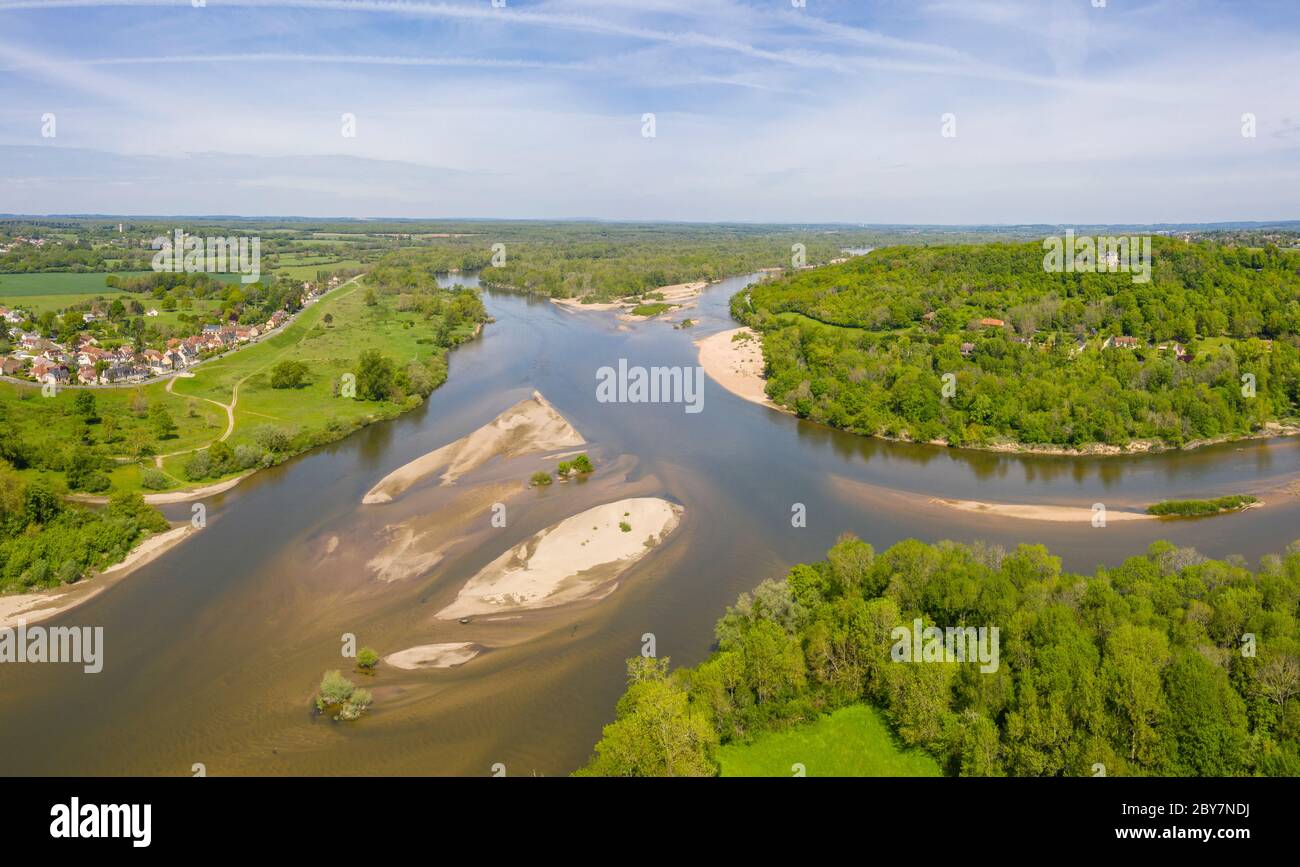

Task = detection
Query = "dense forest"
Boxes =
[732,239,1300,449]
[479,229,870,302]
[580,535,1300,777]
[0,462,168,592]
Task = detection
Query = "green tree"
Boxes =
[269,360,309,389]
[150,403,177,440]
[354,349,397,401]
[577,657,718,777]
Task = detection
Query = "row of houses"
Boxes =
[3,306,293,386]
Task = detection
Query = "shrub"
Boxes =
[1147,495,1258,516]
[233,444,266,470]
[270,360,310,389]
[253,424,292,453]
[183,450,211,481]
[318,670,355,706]
[140,468,171,490]
[531,471,553,487]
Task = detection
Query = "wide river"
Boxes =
[1,272,1297,775]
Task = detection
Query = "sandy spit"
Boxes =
[436,497,683,619]
[68,474,251,506]
[363,391,585,504]
[929,498,1154,523]
[384,642,481,670]
[695,327,780,408]
[0,524,193,628]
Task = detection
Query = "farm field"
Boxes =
[0,271,136,312]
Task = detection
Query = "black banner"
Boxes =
[5,775,1285,853]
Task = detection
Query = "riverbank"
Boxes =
[701,327,1300,457]
[695,326,782,408]
[0,524,193,628]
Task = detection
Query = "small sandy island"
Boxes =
[930,498,1154,523]
[437,497,683,619]
[363,391,585,504]
[552,280,708,316]
[384,642,481,670]
[696,326,778,407]
[0,524,193,628]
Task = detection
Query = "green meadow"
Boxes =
[717,704,942,777]
[0,271,136,313]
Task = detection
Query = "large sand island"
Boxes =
[696,326,777,407]
[437,497,683,619]
[363,391,585,504]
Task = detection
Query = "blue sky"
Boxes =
[0,0,1296,222]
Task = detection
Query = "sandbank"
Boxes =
[363,391,584,504]
[436,497,683,619]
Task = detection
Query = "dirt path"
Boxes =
[153,274,365,470]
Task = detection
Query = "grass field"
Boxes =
[0,272,135,312]
[0,377,229,492]
[272,258,366,280]
[717,704,942,777]
[169,274,474,469]
[0,270,242,314]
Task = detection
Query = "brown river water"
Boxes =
[1,272,1297,775]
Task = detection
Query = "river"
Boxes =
[0,271,1296,775]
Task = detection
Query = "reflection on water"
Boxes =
[1,271,1297,776]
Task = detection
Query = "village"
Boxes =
[0,276,340,388]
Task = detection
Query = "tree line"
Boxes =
[581,535,1300,777]
[732,240,1300,448]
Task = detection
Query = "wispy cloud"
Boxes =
[0,0,1295,222]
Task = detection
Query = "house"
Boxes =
[32,360,69,384]
[265,309,288,330]
[978,317,1005,328]
[77,365,99,385]
[164,349,186,370]
[234,326,257,342]
[2,308,25,324]
[146,309,160,317]
[960,342,975,357]
[1156,342,1188,359]
[1,356,25,376]
[1104,336,1141,350]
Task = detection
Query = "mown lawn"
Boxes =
[717,704,942,777]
